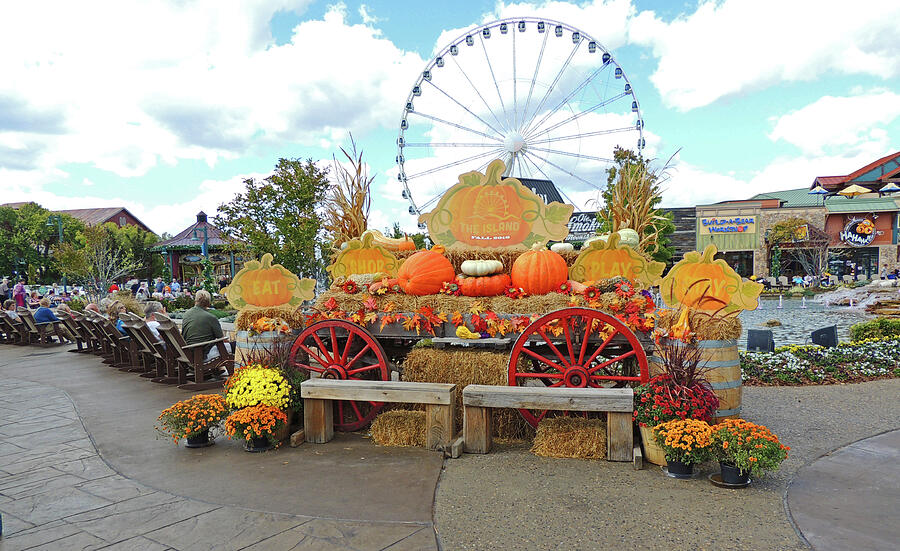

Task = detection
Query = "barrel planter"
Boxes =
[233,330,294,370]
[639,425,667,466]
[649,338,742,423]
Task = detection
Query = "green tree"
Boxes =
[0,203,83,283]
[595,147,675,264]
[55,223,143,301]
[114,224,162,281]
[215,157,330,278]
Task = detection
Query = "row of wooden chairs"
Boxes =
[0,307,234,391]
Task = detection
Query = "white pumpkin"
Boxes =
[616,228,640,248]
[550,242,574,253]
[460,259,504,276]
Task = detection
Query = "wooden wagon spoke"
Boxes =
[348,363,383,376]
[340,331,355,363]
[311,333,334,363]
[584,329,620,367]
[520,346,567,373]
[298,344,330,369]
[587,349,636,374]
[536,328,571,368]
[346,344,373,368]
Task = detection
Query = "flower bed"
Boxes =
[740,336,900,385]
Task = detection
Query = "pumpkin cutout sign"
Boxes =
[227,253,316,309]
[419,159,574,249]
[660,244,763,313]
[327,230,400,279]
[569,233,664,287]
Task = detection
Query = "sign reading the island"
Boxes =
[226,253,316,309]
[419,159,574,249]
[839,217,877,247]
[327,230,400,279]
[699,216,756,235]
[660,244,763,313]
[568,233,664,287]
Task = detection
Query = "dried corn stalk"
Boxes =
[323,135,372,252]
[596,156,670,254]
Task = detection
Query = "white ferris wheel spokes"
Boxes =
[396,17,645,225]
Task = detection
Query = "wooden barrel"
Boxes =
[649,338,741,423]
[233,331,293,370]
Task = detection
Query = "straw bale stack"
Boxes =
[656,308,742,340]
[531,417,607,459]
[402,348,533,440]
[235,305,305,330]
[370,410,426,447]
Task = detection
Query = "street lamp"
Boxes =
[191,226,209,258]
[46,214,67,295]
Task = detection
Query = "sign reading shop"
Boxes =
[700,216,756,234]
[840,217,877,247]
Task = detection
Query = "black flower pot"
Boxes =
[185,429,213,448]
[666,458,694,477]
[244,436,274,453]
[720,462,751,485]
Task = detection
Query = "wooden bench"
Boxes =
[301,379,456,451]
[462,385,634,461]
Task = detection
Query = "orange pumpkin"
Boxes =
[398,249,455,295]
[241,265,293,307]
[397,237,417,252]
[456,273,511,297]
[511,244,568,295]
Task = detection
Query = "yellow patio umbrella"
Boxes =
[837,184,870,198]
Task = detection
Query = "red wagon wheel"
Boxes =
[288,320,390,431]
[508,307,649,428]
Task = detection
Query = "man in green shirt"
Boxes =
[180,290,231,360]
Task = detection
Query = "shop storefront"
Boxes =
[824,205,898,278]
[695,205,761,277]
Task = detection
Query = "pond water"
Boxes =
[736,297,873,347]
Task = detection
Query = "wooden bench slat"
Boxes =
[301,379,455,405]
[462,385,633,412]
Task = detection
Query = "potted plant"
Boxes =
[156,394,229,448]
[652,418,713,478]
[710,419,790,485]
[225,404,289,452]
[225,362,294,442]
[633,352,719,465]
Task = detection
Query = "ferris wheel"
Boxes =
[396,17,645,227]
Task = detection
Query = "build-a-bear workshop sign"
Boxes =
[419,159,575,249]
[226,253,316,309]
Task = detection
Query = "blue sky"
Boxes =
[2,0,898,236]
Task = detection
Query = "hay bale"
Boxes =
[370,410,426,447]
[656,308,742,340]
[235,305,305,330]
[531,417,607,459]
[401,348,534,440]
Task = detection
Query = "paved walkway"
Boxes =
[787,430,899,551]
[1,343,898,550]
[0,346,438,550]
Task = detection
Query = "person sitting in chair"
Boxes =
[3,299,19,320]
[181,290,231,361]
[143,301,166,341]
[34,298,74,342]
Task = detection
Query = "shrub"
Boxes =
[711,419,789,477]
[155,394,229,443]
[849,317,900,342]
[652,418,713,464]
[67,298,85,311]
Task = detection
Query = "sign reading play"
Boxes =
[419,159,574,249]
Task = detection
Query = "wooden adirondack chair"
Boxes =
[57,311,89,353]
[71,311,102,354]
[89,312,130,367]
[114,313,147,373]
[17,307,66,346]
[81,312,113,358]
[154,313,233,390]
[119,312,171,379]
[0,311,28,344]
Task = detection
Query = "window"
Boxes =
[118,216,126,226]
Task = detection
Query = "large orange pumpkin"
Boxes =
[241,265,293,306]
[456,273,511,297]
[511,244,568,295]
[398,248,455,295]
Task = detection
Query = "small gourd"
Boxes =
[460,259,503,276]
[550,242,574,253]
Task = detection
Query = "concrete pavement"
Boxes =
[1,343,898,550]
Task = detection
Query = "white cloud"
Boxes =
[629,0,900,111]
[768,90,900,154]
[0,1,424,182]
[358,4,381,25]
